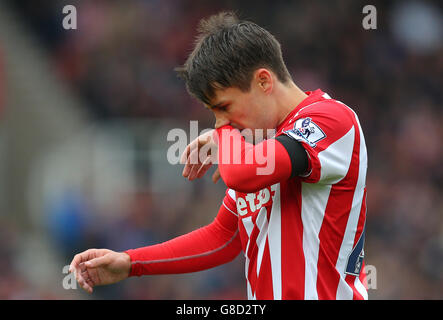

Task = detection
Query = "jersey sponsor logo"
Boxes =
[236,184,278,216]
[284,117,326,148]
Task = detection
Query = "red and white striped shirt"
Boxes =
[222,89,368,299]
[127,89,367,300]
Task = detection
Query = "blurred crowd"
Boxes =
[1,0,442,299]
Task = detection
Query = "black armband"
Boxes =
[274,135,309,178]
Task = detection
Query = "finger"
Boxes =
[187,163,202,181]
[188,156,210,180]
[69,249,95,272]
[182,162,189,177]
[183,161,195,178]
[85,283,94,294]
[85,275,96,292]
[75,261,88,277]
[196,164,212,179]
[181,130,215,166]
[74,267,87,289]
[180,135,202,165]
[70,253,85,273]
[187,147,200,166]
[79,261,88,271]
[212,168,221,183]
[183,149,198,178]
[198,134,212,147]
[183,148,200,178]
[81,267,90,279]
[196,157,213,179]
[77,275,93,294]
[80,267,95,290]
[85,254,111,269]
[180,143,191,165]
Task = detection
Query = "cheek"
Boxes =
[247,101,268,127]
[231,95,264,128]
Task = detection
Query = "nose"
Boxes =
[214,114,230,129]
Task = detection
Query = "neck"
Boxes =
[274,81,307,127]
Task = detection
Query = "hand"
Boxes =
[69,249,131,294]
[180,129,221,183]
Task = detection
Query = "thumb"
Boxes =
[85,254,111,268]
[212,167,221,183]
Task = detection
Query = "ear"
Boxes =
[254,68,273,94]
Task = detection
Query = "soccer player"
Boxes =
[69,11,368,300]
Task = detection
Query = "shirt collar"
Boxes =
[276,89,325,133]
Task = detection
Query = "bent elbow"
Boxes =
[221,166,262,193]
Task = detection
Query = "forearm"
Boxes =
[215,125,292,193]
[125,205,241,276]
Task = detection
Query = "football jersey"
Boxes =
[222,89,368,300]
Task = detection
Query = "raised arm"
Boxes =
[215,125,308,193]
[181,126,308,193]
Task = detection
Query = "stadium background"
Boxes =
[0,0,441,299]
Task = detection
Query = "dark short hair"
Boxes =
[175,11,292,106]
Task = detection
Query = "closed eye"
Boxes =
[207,101,230,111]
[213,104,229,111]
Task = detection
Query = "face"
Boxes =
[206,70,278,140]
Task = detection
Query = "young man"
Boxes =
[69,11,368,300]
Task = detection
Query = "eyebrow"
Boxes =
[206,101,228,110]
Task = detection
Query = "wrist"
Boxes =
[121,251,132,277]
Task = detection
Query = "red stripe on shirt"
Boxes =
[316,121,361,299]
[281,179,306,299]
